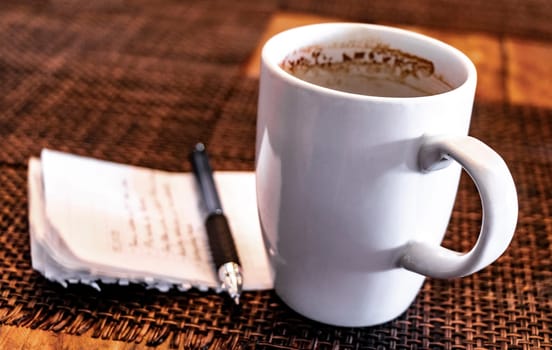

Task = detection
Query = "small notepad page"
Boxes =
[28,149,274,292]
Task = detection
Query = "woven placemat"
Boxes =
[3,98,551,349]
[280,0,552,40]
[0,1,551,349]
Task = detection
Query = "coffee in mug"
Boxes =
[281,45,452,97]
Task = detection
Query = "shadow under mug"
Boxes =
[256,23,518,327]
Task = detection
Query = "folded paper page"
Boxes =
[28,149,274,292]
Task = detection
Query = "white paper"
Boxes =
[28,149,274,291]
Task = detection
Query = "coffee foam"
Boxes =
[280,42,453,97]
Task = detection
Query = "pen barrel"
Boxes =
[190,146,223,214]
[205,213,241,268]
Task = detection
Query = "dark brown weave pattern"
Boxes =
[0,1,551,349]
[280,0,552,41]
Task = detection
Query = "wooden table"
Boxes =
[0,9,550,350]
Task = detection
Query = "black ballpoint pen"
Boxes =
[190,143,243,304]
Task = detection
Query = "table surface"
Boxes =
[0,2,551,349]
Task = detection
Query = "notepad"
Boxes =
[28,149,274,292]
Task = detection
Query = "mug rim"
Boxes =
[261,22,477,102]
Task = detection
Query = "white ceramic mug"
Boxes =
[255,23,518,327]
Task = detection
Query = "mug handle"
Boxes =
[399,135,518,278]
